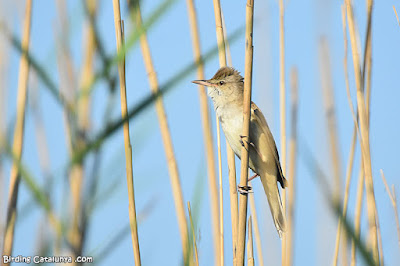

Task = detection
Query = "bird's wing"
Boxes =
[250,102,288,188]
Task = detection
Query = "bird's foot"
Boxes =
[239,139,248,152]
[237,185,253,195]
[248,173,259,182]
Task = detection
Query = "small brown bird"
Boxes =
[192,67,288,237]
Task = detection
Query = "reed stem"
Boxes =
[133,3,189,262]
[236,1,254,265]
[2,0,32,260]
[112,1,141,264]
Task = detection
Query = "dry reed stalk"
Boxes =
[394,6,400,27]
[1,0,32,260]
[69,0,98,258]
[69,165,83,258]
[351,165,365,266]
[278,0,287,264]
[342,4,366,264]
[319,38,342,209]
[55,0,75,155]
[319,39,348,266]
[249,188,264,266]
[215,9,225,262]
[185,2,222,262]
[0,84,4,253]
[380,170,400,250]
[375,209,384,266]
[333,127,356,266]
[286,67,298,266]
[112,1,141,264]
[79,0,96,132]
[227,145,238,263]
[345,0,379,263]
[212,0,237,264]
[76,0,97,256]
[333,8,359,266]
[0,2,10,251]
[393,187,400,249]
[217,111,225,266]
[55,1,85,257]
[221,10,239,262]
[30,77,54,255]
[212,0,226,66]
[56,0,77,97]
[134,4,190,263]
[236,1,254,265]
[362,1,372,126]
[30,78,52,193]
[247,216,254,266]
[187,202,199,266]
[221,11,233,67]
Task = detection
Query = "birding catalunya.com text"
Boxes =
[2,255,93,264]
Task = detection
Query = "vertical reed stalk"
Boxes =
[221,11,239,262]
[186,1,221,262]
[393,187,400,249]
[112,1,141,264]
[351,165,365,266]
[187,202,199,266]
[345,1,379,263]
[319,38,347,266]
[278,0,287,264]
[69,165,83,258]
[54,3,83,259]
[56,0,85,256]
[341,7,365,266]
[79,0,96,133]
[55,0,75,156]
[0,27,6,256]
[217,111,225,266]
[68,1,97,259]
[319,38,342,211]
[212,0,227,66]
[221,11,233,67]
[1,0,32,260]
[237,1,254,265]
[77,0,97,256]
[286,67,298,266]
[133,3,189,262]
[249,189,264,266]
[362,1,372,127]
[247,216,254,266]
[212,0,236,263]
[333,8,358,266]
[375,209,384,266]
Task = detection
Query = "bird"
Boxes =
[192,66,288,237]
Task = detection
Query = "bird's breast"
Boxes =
[219,110,243,157]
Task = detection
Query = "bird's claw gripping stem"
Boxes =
[237,185,253,195]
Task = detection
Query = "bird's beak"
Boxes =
[192,80,215,87]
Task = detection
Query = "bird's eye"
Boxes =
[219,81,225,85]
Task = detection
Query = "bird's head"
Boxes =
[192,67,244,104]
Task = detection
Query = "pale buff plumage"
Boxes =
[192,67,287,237]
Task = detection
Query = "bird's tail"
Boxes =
[260,172,286,238]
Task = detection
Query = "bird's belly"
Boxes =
[220,116,258,173]
[220,115,242,156]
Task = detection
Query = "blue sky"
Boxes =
[1,0,400,265]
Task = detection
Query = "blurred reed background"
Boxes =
[0,0,399,265]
